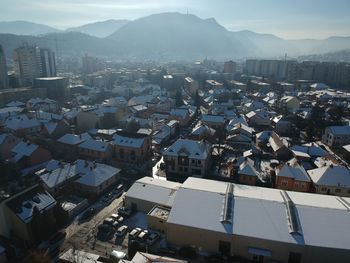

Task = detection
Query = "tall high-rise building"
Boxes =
[40,48,56,77]
[13,44,56,86]
[82,54,99,75]
[0,44,8,89]
[223,60,237,74]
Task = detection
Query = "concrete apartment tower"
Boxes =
[0,45,8,89]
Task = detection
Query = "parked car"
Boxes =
[102,193,113,204]
[115,184,124,197]
[103,217,115,226]
[117,207,132,218]
[146,232,160,245]
[115,225,128,237]
[136,230,149,242]
[129,227,142,239]
[110,213,119,221]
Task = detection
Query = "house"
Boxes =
[112,132,152,164]
[163,139,211,177]
[2,185,57,245]
[76,106,124,132]
[4,115,41,135]
[10,141,52,167]
[189,124,216,142]
[152,125,171,150]
[169,107,192,127]
[0,133,21,159]
[39,162,80,196]
[226,115,248,132]
[184,77,199,95]
[272,115,292,135]
[57,133,92,155]
[255,130,273,147]
[322,125,350,148]
[280,96,300,112]
[42,119,71,139]
[227,123,254,138]
[201,114,226,130]
[275,162,311,192]
[78,139,112,161]
[40,160,120,198]
[237,159,260,186]
[226,134,252,150]
[73,160,121,198]
[246,111,270,127]
[290,143,329,158]
[307,165,350,197]
[268,132,292,159]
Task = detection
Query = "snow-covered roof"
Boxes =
[40,163,79,189]
[74,160,120,187]
[78,139,110,152]
[167,177,350,250]
[6,185,56,224]
[5,115,40,130]
[307,165,350,187]
[191,124,215,136]
[44,122,58,135]
[277,163,311,182]
[256,130,272,141]
[6,101,25,107]
[125,177,181,208]
[269,132,288,152]
[291,144,329,157]
[201,114,225,124]
[163,139,211,160]
[238,160,258,177]
[328,125,350,136]
[57,133,91,145]
[170,108,190,119]
[113,134,146,148]
[12,141,39,162]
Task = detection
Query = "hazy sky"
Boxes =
[1,0,350,39]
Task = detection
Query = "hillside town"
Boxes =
[0,41,350,263]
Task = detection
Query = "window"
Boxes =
[192,160,195,164]
[184,167,188,172]
[198,160,201,165]
[179,167,183,171]
[321,187,327,191]
[335,188,341,193]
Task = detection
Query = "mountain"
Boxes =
[66,19,129,38]
[299,49,350,62]
[0,32,116,60]
[1,13,350,61]
[107,13,250,60]
[0,21,60,36]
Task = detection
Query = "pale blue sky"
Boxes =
[1,0,350,39]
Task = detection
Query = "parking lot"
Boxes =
[61,191,169,259]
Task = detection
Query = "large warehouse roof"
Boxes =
[167,177,350,250]
[125,177,181,208]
